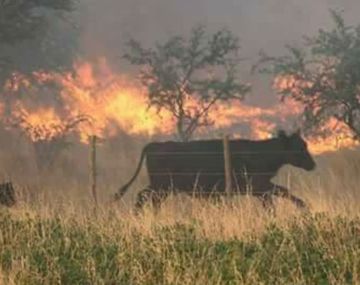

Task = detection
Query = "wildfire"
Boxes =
[273,74,360,154]
[307,118,359,154]
[273,74,313,95]
[11,103,64,142]
[53,61,173,142]
[3,59,174,143]
[1,59,359,155]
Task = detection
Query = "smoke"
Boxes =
[1,0,360,200]
[77,0,360,105]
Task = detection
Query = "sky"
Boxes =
[78,0,360,105]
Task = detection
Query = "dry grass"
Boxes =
[0,146,359,284]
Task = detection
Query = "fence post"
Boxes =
[223,135,233,196]
[90,135,98,208]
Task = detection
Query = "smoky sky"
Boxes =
[78,0,360,105]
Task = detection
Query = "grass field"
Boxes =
[0,149,359,284]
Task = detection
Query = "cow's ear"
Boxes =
[277,130,287,139]
[278,130,291,148]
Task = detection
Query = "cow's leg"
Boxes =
[272,184,308,210]
[0,183,16,207]
[134,188,154,212]
[150,191,168,213]
[257,192,275,214]
[134,188,168,214]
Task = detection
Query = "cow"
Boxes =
[0,182,16,207]
[114,130,316,211]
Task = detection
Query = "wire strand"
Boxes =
[146,150,307,155]
[148,172,276,176]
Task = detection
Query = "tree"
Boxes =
[124,26,251,141]
[256,10,360,140]
[0,0,75,84]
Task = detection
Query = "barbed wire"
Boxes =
[146,150,309,155]
[139,189,292,196]
[148,172,278,176]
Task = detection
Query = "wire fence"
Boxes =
[110,139,312,201]
[143,149,310,176]
[137,183,293,197]
[146,150,308,155]
[147,172,279,176]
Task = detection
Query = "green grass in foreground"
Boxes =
[0,212,359,285]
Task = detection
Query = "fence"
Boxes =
[90,136,98,208]
[90,135,314,204]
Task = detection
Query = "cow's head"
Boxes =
[278,130,316,171]
[0,182,16,207]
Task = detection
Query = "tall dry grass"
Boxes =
[0,141,359,284]
[11,146,359,238]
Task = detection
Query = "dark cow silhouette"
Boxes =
[0,182,16,207]
[115,131,315,210]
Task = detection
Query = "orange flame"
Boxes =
[54,61,173,142]
[273,74,359,154]
[12,103,64,142]
[307,118,359,154]
[1,59,359,155]
[4,59,174,143]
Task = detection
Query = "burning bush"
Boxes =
[7,109,89,172]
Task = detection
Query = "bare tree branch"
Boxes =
[123,26,250,141]
[256,10,360,142]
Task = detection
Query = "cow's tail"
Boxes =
[114,146,148,201]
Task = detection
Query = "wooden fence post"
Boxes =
[90,135,98,207]
[223,135,233,196]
